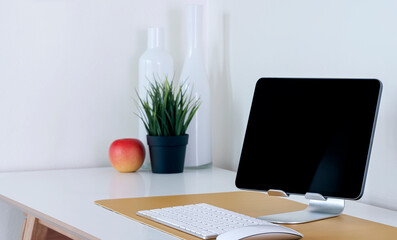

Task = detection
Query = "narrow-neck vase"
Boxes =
[180,4,212,167]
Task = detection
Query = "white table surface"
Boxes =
[0,167,396,240]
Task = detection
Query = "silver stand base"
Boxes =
[258,198,345,224]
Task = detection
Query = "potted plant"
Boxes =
[136,77,200,173]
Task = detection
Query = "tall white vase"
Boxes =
[180,4,212,167]
[138,27,174,168]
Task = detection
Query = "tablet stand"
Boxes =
[258,190,345,224]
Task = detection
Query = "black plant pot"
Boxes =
[147,135,189,174]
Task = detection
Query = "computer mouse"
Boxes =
[216,225,303,240]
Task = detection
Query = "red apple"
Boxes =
[109,138,145,173]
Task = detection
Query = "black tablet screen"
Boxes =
[235,78,382,200]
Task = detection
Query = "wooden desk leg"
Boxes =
[21,215,48,240]
[21,214,78,240]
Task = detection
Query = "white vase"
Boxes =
[180,4,212,167]
[138,27,174,168]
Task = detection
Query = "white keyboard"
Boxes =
[136,203,274,239]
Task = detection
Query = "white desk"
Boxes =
[0,167,396,239]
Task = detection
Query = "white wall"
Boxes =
[0,0,207,238]
[209,0,397,211]
[0,0,192,172]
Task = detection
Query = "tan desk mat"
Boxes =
[95,191,397,239]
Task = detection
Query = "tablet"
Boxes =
[235,78,382,200]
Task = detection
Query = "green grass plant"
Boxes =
[137,77,201,136]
